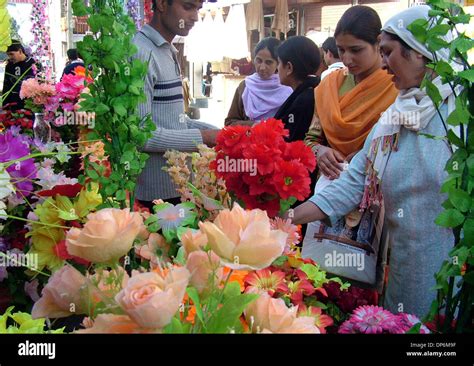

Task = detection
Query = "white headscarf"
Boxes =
[360,5,463,210]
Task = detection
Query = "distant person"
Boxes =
[1,41,37,111]
[225,37,292,126]
[62,49,85,77]
[320,37,345,80]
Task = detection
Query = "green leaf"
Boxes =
[86,169,99,180]
[272,255,288,267]
[72,0,88,16]
[58,209,79,221]
[223,281,242,300]
[467,156,474,176]
[435,208,465,228]
[446,129,464,148]
[115,189,126,201]
[422,78,442,106]
[163,316,185,334]
[448,188,472,212]
[206,293,258,333]
[463,219,474,245]
[451,37,474,55]
[434,60,454,78]
[186,287,205,326]
[430,24,450,36]
[113,103,127,117]
[406,323,422,334]
[458,69,474,83]
[407,19,429,44]
[463,271,474,285]
[95,103,110,116]
[174,246,186,266]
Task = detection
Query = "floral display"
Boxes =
[19,78,56,113]
[211,118,316,217]
[30,0,52,78]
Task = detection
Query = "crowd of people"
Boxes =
[1,0,458,319]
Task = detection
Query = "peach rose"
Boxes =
[76,314,157,334]
[198,203,287,270]
[66,208,143,264]
[186,250,223,294]
[244,292,320,334]
[115,267,190,329]
[32,265,88,319]
[181,228,208,257]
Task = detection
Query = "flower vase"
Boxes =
[33,113,51,144]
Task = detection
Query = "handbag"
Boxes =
[302,174,387,288]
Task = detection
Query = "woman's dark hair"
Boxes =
[382,31,414,59]
[152,0,173,11]
[334,5,382,45]
[322,37,339,59]
[254,37,281,61]
[277,36,321,81]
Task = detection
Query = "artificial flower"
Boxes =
[180,228,208,256]
[186,250,223,294]
[198,203,287,270]
[244,268,288,296]
[244,291,320,333]
[31,265,88,319]
[115,267,190,329]
[76,314,155,334]
[66,208,143,264]
[298,306,334,334]
[73,182,102,217]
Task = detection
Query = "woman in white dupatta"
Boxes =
[287,5,463,317]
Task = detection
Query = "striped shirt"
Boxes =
[133,25,217,201]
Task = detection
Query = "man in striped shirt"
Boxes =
[133,0,219,208]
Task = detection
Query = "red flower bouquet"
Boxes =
[211,119,316,217]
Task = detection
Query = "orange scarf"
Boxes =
[315,68,398,156]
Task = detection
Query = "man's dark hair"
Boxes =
[67,48,79,60]
[277,36,321,81]
[254,37,281,61]
[6,40,25,53]
[322,37,339,59]
[334,5,382,45]
[152,0,173,11]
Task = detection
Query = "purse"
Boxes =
[302,174,387,288]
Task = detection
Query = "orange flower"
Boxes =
[222,267,248,292]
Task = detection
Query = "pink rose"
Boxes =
[181,228,208,257]
[76,314,157,334]
[32,265,88,319]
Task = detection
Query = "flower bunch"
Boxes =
[211,119,316,217]
[19,78,56,113]
[0,128,37,197]
[0,109,33,131]
[338,305,431,334]
[164,145,231,220]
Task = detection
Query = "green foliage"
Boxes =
[0,307,65,334]
[409,0,474,333]
[72,0,155,209]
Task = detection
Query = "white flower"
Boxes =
[0,201,7,220]
[0,164,14,200]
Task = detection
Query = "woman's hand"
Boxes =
[228,120,255,127]
[316,145,345,179]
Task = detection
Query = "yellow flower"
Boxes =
[0,0,11,52]
[74,183,102,218]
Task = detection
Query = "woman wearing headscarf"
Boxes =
[287,5,461,317]
[225,37,292,126]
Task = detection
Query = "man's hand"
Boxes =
[200,129,220,147]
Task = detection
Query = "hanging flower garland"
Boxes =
[126,0,142,30]
[0,0,11,52]
[144,0,153,25]
[30,0,52,78]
